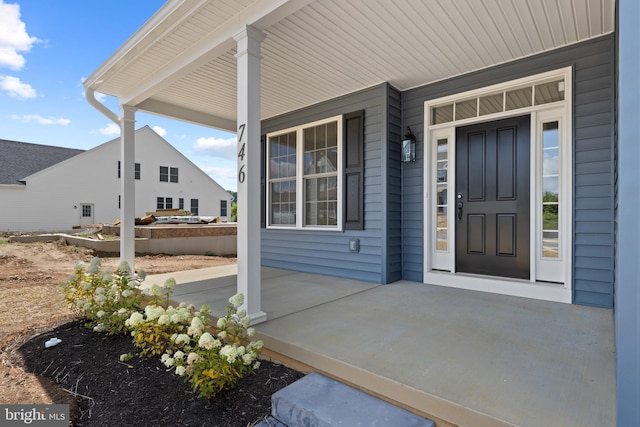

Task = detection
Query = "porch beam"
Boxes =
[120,105,137,271]
[234,25,267,325]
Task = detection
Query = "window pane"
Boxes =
[436,138,448,252]
[455,99,477,120]
[505,87,532,110]
[437,206,447,251]
[432,104,453,125]
[541,120,561,259]
[479,93,503,116]
[543,231,559,258]
[304,176,337,226]
[535,80,565,105]
[271,180,296,225]
[270,133,297,179]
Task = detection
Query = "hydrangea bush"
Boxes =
[63,257,263,399]
[62,258,145,335]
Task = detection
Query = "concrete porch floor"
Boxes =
[145,266,615,427]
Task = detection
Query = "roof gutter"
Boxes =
[85,88,120,125]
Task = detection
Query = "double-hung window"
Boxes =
[267,116,342,230]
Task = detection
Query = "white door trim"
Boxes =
[423,67,573,303]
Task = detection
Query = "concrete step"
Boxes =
[269,372,435,427]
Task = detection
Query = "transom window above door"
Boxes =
[267,116,342,230]
[431,78,565,125]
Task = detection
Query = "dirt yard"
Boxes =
[0,238,237,407]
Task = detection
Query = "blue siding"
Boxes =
[261,84,390,284]
[401,35,615,307]
[386,86,403,282]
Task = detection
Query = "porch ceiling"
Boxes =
[84,0,615,132]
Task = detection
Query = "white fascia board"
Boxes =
[121,0,314,107]
[137,99,236,132]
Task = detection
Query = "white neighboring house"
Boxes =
[0,126,232,232]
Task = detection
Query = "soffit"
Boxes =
[87,0,615,131]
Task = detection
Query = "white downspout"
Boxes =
[85,88,119,125]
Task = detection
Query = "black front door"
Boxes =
[455,115,530,279]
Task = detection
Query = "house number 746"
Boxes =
[237,123,246,184]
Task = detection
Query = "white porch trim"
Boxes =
[120,105,137,270]
[235,25,267,324]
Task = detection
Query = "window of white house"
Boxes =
[82,205,92,217]
[267,116,342,229]
[160,166,178,183]
[220,200,228,217]
[166,197,173,209]
[179,198,184,210]
[157,197,164,210]
[118,161,140,179]
[191,199,199,216]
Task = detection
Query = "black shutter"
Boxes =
[344,111,364,230]
[260,134,266,228]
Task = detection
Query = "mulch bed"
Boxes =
[17,320,304,426]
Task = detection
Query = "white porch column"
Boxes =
[234,25,267,324]
[120,105,137,271]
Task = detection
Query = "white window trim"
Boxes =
[266,115,343,231]
[423,67,572,304]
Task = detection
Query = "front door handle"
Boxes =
[456,193,463,221]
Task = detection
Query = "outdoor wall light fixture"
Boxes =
[402,127,417,163]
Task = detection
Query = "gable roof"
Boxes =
[0,139,84,185]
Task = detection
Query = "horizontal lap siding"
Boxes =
[573,41,615,307]
[402,35,614,306]
[261,85,388,284]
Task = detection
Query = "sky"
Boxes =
[0,0,239,191]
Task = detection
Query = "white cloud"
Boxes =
[98,122,120,136]
[11,114,70,125]
[0,75,36,99]
[0,1,39,70]
[200,165,237,190]
[152,125,166,137]
[193,136,237,160]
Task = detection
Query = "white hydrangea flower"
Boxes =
[217,331,227,340]
[88,264,99,275]
[158,314,170,326]
[95,294,107,303]
[102,272,112,283]
[164,278,177,289]
[187,352,200,365]
[96,310,105,318]
[144,305,164,321]
[127,312,144,328]
[118,261,131,275]
[229,293,244,308]
[220,345,238,364]
[95,287,105,295]
[74,261,86,271]
[241,316,251,328]
[216,317,227,328]
[118,308,127,315]
[237,346,245,356]
[122,289,133,298]
[175,366,186,376]
[242,353,255,365]
[137,270,147,281]
[164,357,175,368]
[148,284,163,297]
[198,332,217,350]
[188,317,204,336]
[81,281,92,291]
[174,351,185,360]
[175,334,190,346]
[161,353,170,363]
[247,327,255,337]
[253,361,261,370]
